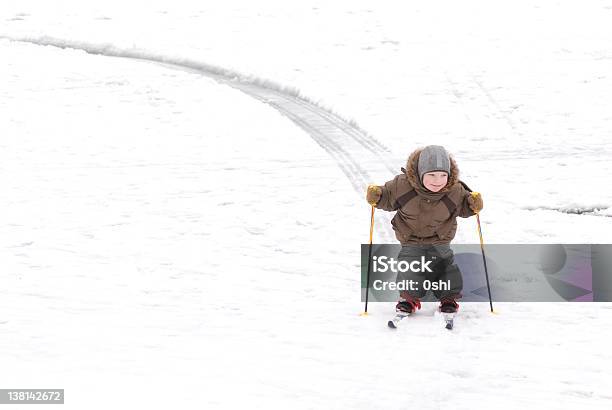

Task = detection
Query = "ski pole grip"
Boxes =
[471,191,481,214]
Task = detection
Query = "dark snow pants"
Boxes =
[396,244,463,301]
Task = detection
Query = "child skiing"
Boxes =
[366,145,483,319]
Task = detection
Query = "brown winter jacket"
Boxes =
[376,148,478,245]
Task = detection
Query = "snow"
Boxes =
[1,1,611,409]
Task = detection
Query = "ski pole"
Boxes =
[361,204,375,316]
[472,192,495,313]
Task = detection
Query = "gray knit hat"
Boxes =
[417,145,450,182]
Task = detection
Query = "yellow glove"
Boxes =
[366,185,382,206]
[468,192,484,213]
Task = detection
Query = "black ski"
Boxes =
[388,312,410,328]
[442,312,455,330]
[389,311,456,329]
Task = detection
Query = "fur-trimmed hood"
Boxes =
[404,147,459,193]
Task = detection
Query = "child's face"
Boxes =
[422,172,449,192]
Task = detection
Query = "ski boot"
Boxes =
[439,298,459,313]
[396,297,422,314]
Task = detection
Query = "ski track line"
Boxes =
[1,35,397,240]
[471,75,520,134]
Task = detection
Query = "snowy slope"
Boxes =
[1,2,612,409]
[3,0,612,243]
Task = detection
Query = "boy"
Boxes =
[366,145,483,314]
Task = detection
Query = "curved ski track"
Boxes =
[1,35,397,240]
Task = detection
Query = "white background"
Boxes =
[1,1,611,409]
